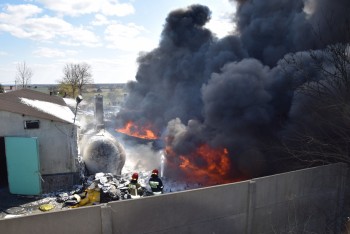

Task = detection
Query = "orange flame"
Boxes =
[115,121,158,140]
[166,144,235,185]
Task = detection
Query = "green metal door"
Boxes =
[5,137,41,195]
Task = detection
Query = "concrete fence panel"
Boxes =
[0,205,102,234]
[108,181,250,234]
[251,163,346,234]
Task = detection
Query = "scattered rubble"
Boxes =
[0,170,204,219]
[56,172,155,208]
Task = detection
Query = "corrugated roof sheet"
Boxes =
[0,89,74,123]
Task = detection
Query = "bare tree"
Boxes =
[76,63,93,94]
[281,42,350,167]
[58,63,93,97]
[284,43,350,103]
[15,61,33,88]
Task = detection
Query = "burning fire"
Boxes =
[166,144,235,185]
[116,121,158,140]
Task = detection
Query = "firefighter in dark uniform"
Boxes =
[128,172,142,199]
[148,169,163,195]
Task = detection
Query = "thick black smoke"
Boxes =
[116,1,350,180]
[234,0,350,66]
[117,5,246,132]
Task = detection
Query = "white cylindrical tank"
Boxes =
[82,130,126,176]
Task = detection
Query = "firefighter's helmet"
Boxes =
[152,169,159,175]
[132,172,139,180]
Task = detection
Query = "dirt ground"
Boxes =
[0,186,66,219]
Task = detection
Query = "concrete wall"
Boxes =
[107,163,346,234]
[0,163,347,234]
[42,172,80,193]
[109,181,249,234]
[0,111,78,175]
[0,111,79,192]
[0,206,102,234]
[251,164,346,234]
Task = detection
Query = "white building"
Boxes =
[0,89,80,194]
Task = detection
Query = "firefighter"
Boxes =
[128,172,142,199]
[148,169,163,195]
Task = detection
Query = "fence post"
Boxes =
[246,180,256,234]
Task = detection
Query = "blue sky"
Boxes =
[0,0,236,84]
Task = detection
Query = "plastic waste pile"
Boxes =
[56,172,151,208]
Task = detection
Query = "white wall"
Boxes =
[0,111,78,175]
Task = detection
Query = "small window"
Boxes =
[24,120,40,129]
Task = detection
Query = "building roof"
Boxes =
[0,89,75,124]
